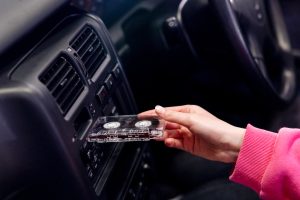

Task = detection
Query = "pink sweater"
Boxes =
[230,124,300,200]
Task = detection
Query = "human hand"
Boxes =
[139,105,245,163]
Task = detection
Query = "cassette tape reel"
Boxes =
[87,115,165,143]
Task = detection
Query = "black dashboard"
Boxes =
[0,0,156,199]
[71,0,142,27]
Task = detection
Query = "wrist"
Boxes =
[232,127,246,151]
[221,126,245,163]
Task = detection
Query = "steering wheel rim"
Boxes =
[210,0,296,104]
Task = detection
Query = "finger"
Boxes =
[164,105,216,119]
[165,122,181,130]
[162,105,192,113]
[152,136,165,141]
[137,110,157,117]
[153,129,184,141]
[155,105,194,128]
[152,130,168,141]
[165,130,183,139]
[139,105,193,117]
[165,138,184,150]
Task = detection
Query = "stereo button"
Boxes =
[112,66,121,79]
[104,74,114,90]
[97,86,108,104]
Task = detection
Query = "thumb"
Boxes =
[155,105,193,128]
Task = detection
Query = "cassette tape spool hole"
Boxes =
[134,120,152,128]
[103,121,121,129]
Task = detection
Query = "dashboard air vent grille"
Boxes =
[71,26,107,77]
[40,56,84,115]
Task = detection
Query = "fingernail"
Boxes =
[155,105,165,114]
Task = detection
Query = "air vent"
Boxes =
[40,56,84,115]
[71,26,107,77]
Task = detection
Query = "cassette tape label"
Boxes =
[87,115,165,143]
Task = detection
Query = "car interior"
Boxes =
[1,0,300,199]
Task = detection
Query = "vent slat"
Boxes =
[79,34,97,59]
[71,28,92,51]
[39,55,84,115]
[46,59,68,90]
[87,48,106,75]
[56,73,80,105]
[51,67,73,96]
[54,70,77,102]
[77,33,95,57]
[60,81,84,113]
[71,26,107,77]
[85,45,103,66]
[40,57,66,84]
[82,39,100,63]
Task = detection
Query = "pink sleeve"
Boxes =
[230,124,300,200]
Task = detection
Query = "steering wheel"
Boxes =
[178,0,296,106]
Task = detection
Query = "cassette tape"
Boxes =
[86,115,165,143]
